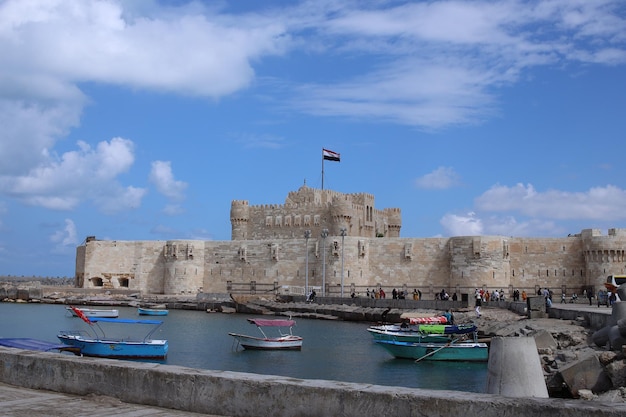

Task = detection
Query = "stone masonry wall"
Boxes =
[76,228,626,298]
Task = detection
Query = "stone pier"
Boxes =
[1,348,625,417]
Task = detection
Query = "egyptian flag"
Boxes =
[323,148,340,162]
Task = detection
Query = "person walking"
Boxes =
[475,288,482,317]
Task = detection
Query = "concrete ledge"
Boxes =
[549,307,611,330]
[1,348,626,416]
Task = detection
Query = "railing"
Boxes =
[224,281,589,303]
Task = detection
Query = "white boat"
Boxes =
[66,306,119,318]
[229,318,303,350]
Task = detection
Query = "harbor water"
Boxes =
[0,303,488,392]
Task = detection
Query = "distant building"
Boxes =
[75,186,626,298]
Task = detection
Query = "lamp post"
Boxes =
[340,228,347,298]
[321,228,329,297]
[304,230,311,297]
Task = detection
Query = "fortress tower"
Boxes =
[581,228,626,289]
[230,200,250,240]
[229,185,402,240]
[330,194,352,235]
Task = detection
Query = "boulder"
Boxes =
[558,352,613,397]
[534,329,558,353]
[592,326,611,348]
[609,325,626,351]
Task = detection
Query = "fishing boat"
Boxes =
[57,307,168,359]
[374,338,489,362]
[138,307,169,316]
[66,306,119,318]
[367,323,477,343]
[229,318,303,350]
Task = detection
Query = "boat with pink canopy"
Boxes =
[229,318,303,350]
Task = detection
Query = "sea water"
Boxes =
[0,303,488,392]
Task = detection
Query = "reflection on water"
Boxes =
[0,303,487,392]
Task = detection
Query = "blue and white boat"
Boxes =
[138,307,169,316]
[57,316,168,360]
[374,338,488,362]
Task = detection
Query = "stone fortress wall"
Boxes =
[75,186,626,298]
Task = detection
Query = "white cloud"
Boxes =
[287,0,626,128]
[0,137,147,212]
[0,0,290,194]
[0,98,83,176]
[415,167,461,190]
[149,161,187,202]
[440,212,483,236]
[475,183,626,220]
[439,182,626,238]
[440,211,565,237]
[50,218,78,247]
[0,0,288,97]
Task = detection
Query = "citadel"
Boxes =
[75,185,626,299]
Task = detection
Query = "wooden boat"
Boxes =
[57,308,168,359]
[66,306,119,318]
[229,318,303,350]
[367,323,478,343]
[374,339,489,362]
[138,307,169,316]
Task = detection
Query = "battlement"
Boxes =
[231,187,401,240]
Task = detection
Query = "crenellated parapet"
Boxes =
[230,186,402,240]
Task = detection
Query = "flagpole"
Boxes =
[321,149,325,190]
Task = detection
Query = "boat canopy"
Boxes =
[247,318,296,327]
[408,316,448,325]
[89,318,163,325]
[0,338,70,352]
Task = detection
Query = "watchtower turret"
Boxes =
[230,200,250,240]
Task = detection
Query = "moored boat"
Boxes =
[229,318,303,350]
[58,308,168,359]
[367,323,478,343]
[66,306,119,318]
[138,307,169,316]
[374,339,489,362]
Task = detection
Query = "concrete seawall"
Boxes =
[1,348,625,417]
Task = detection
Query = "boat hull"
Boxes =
[374,339,488,362]
[67,307,119,318]
[57,334,168,359]
[229,333,303,350]
[138,308,169,316]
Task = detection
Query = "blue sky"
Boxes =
[1,0,626,277]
